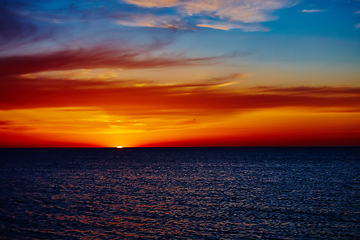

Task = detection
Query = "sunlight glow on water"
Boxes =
[0,147,359,239]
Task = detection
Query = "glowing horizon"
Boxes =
[1,0,359,147]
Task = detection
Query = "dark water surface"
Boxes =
[0,147,359,239]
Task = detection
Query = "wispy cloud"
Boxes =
[124,0,295,22]
[1,74,359,113]
[0,44,239,76]
[123,0,297,30]
[0,1,56,51]
[197,20,270,31]
[301,9,325,13]
[356,23,360,29]
[116,14,189,30]
[0,120,33,131]
[354,10,360,14]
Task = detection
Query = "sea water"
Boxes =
[0,147,359,239]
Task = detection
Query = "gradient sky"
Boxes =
[1,0,360,147]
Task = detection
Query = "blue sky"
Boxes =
[2,0,359,80]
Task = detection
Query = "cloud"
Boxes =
[0,44,239,76]
[0,0,183,54]
[124,0,178,8]
[356,23,360,29]
[253,86,360,95]
[0,1,56,51]
[1,74,359,114]
[0,0,297,53]
[0,120,34,131]
[124,0,294,22]
[123,0,297,30]
[0,131,103,147]
[197,20,270,31]
[0,120,13,126]
[301,9,325,13]
[116,14,189,30]
[354,10,360,14]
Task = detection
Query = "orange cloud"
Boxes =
[124,0,295,23]
[138,131,360,147]
[1,74,359,113]
[0,131,103,148]
[116,14,189,30]
[119,0,298,31]
[197,20,269,31]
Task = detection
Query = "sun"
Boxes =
[117,146,123,149]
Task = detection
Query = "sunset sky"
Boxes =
[1,0,360,147]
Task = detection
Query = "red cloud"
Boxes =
[1,76,359,113]
[0,44,239,76]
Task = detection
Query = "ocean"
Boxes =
[0,147,359,239]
